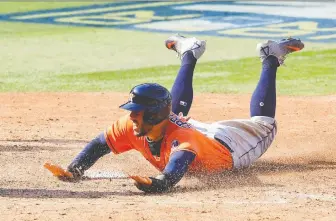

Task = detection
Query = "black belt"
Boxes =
[215,137,234,153]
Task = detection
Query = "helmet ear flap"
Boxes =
[143,104,171,125]
[143,110,155,124]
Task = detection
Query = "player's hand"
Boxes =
[57,170,83,183]
[129,175,171,193]
[129,175,152,190]
[57,174,77,182]
[178,112,191,121]
[44,162,80,182]
[130,175,156,193]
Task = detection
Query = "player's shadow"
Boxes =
[0,188,142,199]
[172,159,336,193]
[2,160,335,197]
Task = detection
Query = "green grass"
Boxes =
[1,49,335,95]
[0,2,334,95]
[57,49,336,95]
[0,22,97,37]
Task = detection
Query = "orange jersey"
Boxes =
[104,113,233,174]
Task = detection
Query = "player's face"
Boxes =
[129,111,152,137]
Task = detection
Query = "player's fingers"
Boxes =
[44,162,73,178]
[63,170,74,178]
[57,175,77,183]
[129,175,152,185]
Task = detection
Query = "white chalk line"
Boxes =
[82,170,336,204]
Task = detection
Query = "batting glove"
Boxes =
[130,175,172,193]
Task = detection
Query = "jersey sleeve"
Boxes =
[104,114,134,154]
[167,130,200,156]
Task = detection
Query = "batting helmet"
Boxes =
[119,83,172,125]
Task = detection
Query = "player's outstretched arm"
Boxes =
[131,150,195,193]
[65,132,111,181]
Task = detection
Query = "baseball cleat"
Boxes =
[165,34,206,60]
[256,37,304,65]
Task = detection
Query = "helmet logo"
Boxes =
[129,93,135,102]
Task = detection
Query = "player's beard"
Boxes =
[133,122,153,137]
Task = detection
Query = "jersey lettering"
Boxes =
[169,113,191,128]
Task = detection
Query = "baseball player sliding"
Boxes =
[48,34,304,193]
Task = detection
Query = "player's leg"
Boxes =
[170,51,196,116]
[165,35,206,116]
[249,54,279,118]
[214,38,304,169]
[250,38,305,118]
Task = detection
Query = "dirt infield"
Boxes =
[1,92,335,221]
